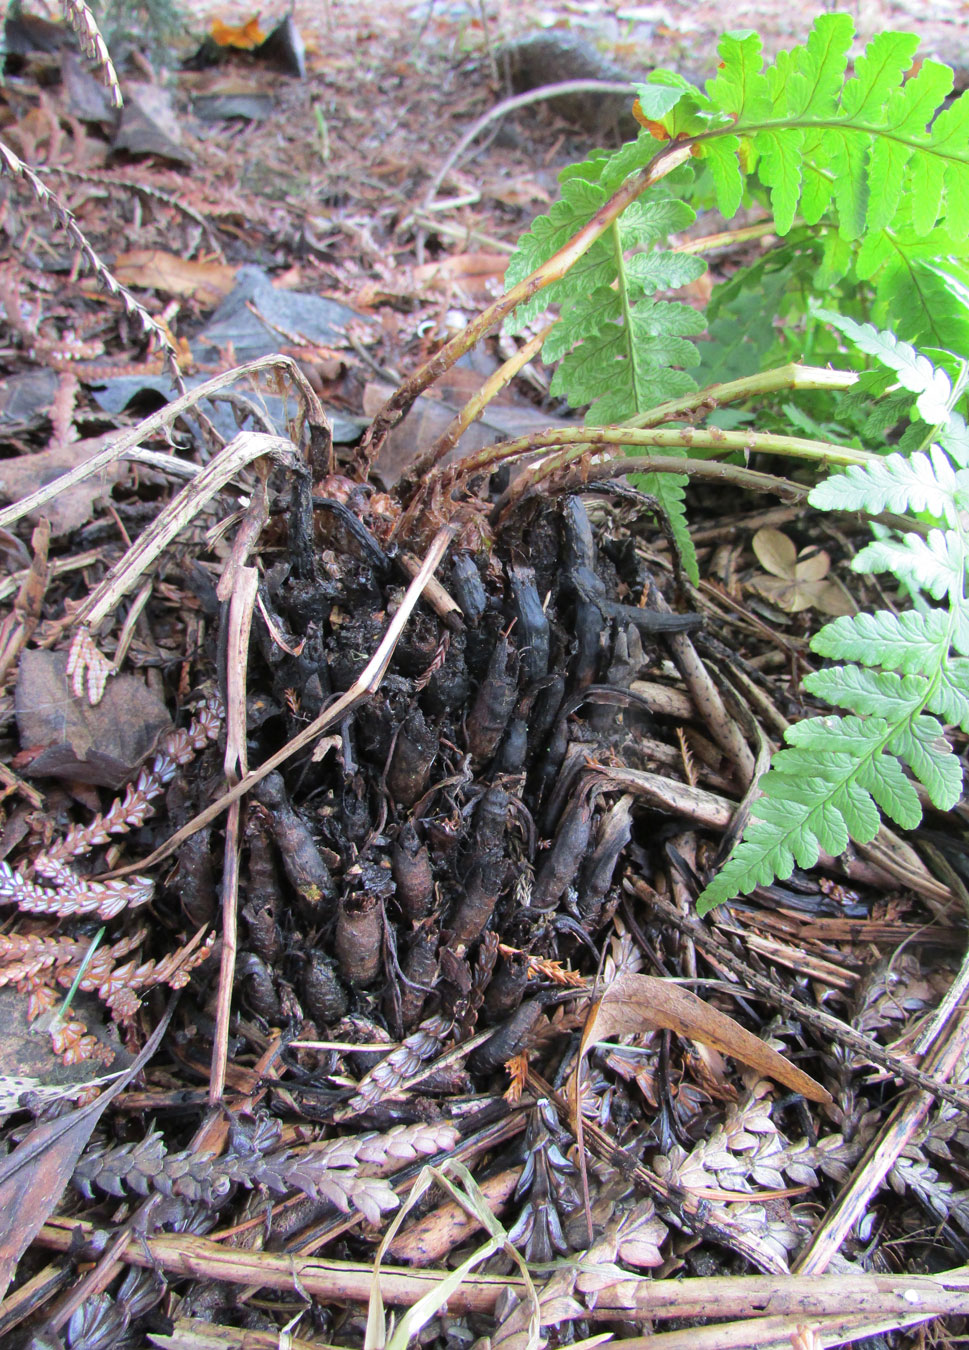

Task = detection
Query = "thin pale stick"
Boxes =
[210,566,259,1104]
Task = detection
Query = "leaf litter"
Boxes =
[0,1,967,1348]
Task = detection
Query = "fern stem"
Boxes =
[353,140,696,478]
[625,365,859,431]
[673,219,777,254]
[406,321,556,481]
[493,456,802,522]
[449,423,873,489]
[694,117,967,171]
[610,219,648,412]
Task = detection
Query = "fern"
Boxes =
[503,16,969,583]
[697,322,969,912]
[506,166,707,581]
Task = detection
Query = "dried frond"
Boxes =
[42,701,223,867]
[47,371,80,451]
[0,860,153,920]
[0,140,183,384]
[497,943,586,988]
[66,1269,165,1350]
[341,1014,453,1117]
[59,0,123,108]
[507,1098,584,1261]
[0,695,223,922]
[92,930,215,1020]
[0,927,145,988]
[676,724,698,786]
[891,1154,969,1236]
[505,1052,528,1103]
[74,1117,460,1224]
[65,628,113,704]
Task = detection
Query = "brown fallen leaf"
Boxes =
[0,996,176,1299]
[113,250,238,305]
[412,252,508,303]
[748,526,854,616]
[0,434,131,537]
[572,972,831,1134]
[210,15,266,49]
[15,648,171,788]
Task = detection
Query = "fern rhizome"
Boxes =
[498,15,969,908]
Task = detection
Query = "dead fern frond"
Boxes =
[340,1014,453,1118]
[0,139,183,386]
[59,0,123,109]
[0,697,221,1060]
[74,1117,460,1223]
[47,372,80,450]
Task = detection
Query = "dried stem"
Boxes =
[352,139,695,476]
[0,140,181,384]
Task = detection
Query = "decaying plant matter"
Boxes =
[0,3,968,1349]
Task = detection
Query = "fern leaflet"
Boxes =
[502,15,969,591]
[697,325,969,913]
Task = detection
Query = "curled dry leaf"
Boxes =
[572,972,831,1132]
[748,527,854,616]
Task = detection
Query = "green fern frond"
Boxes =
[853,529,965,601]
[811,610,950,674]
[808,447,961,521]
[506,173,706,582]
[812,311,954,423]
[697,325,969,914]
[677,21,967,243]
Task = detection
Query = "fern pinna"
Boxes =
[503,13,969,585]
[697,317,969,911]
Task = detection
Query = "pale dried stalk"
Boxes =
[612,1309,948,1350]
[66,431,298,703]
[210,565,259,1104]
[408,320,556,478]
[74,432,298,634]
[0,354,327,534]
[36,1220,969,1325]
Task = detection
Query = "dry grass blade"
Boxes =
[367,1160,540,1350]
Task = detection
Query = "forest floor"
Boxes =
[0,2,968,1349]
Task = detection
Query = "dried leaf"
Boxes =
[0,997,175,1299]
[15,649,171,788]
[413,252,508,302]
[749,528,852,615]
[113,250,238,305]
[752,527,799,577]
[0,433,131,537]
[574,973,831,1113]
